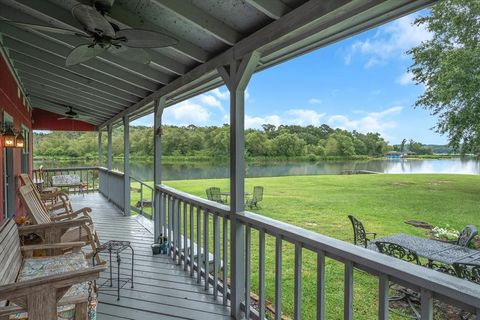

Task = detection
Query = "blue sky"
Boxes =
[132,11,446,145]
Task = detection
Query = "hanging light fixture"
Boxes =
[15,132,25,148]
[3,127,16,148]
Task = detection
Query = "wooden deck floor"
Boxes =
[70,193,231,320]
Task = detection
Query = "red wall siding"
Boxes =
[0,54,33,221]
[33,109,96,131]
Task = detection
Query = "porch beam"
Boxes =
[103,3,210,64]
[11,60,139,104]
[217,51,260,319]
[123,115,130,216]
[245,0,291,20]
[153,97,166,241]
[151,0,242,45]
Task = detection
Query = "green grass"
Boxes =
[136,174,480,319]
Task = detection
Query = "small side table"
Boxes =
[93,240,134,300]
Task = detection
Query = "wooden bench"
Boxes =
[0,219,105,320]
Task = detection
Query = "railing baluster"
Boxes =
[259,229,266,320]
[177,199,181,265]
[140,183,144,215]
[167,195,172,257]
[190,204,194,277]
[222,216,228,306]
[317,251,325,320]
[213,214,220,299]
[378,274,389,320]
[294,243,302,320]
[183,201,188,270]
[421,289,433,320]
[245,225,251,318]
[275,236,282,320]
[344,261,354,320]
[197,207,202,284]
[204,209,209,291]
[161,193,166,236]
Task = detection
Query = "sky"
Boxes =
[132,10,446,145]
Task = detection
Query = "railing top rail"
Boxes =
[157,184,230,215]
[130,176,154,190]
[33,166,99,172]
[98,167,125,177]
[238,210,480,309]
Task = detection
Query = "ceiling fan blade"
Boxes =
[57,117,72,120]
[114,29,178,48]
[72,4,115,38]
[66,44,106,66]
[108,46,151,64]
[1,20,89,37]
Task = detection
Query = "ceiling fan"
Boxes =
[5,0,178,66]
[58,106,91,121]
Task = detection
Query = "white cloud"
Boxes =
[163,100,210,125]
[397,71,415,86]
[198,94,224,112]
[308,98,322,104]
[211,88,229,100]
[328,106,403,137]
[286,109,325,126]
[346,14,431,67]
[245,114,281,129]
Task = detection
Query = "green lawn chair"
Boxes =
[206,187,225,204]
[246,186,263,209]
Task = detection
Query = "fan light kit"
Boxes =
[5,0,178,66]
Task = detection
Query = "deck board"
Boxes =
[69,193,231,320]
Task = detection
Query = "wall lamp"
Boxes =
[1,124,25,148]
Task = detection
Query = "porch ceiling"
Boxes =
[0,0,435,128]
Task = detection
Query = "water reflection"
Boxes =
[34,158,480,181]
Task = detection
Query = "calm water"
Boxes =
[33,158,480,181]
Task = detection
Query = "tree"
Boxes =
[400,139,407,153]
[408,0,480,152]
[271,133,306,157]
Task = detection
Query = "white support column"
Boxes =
[217,51,260,319]
[153,97,166,242]
[107,124,113,200]
[98,129,102,167]
[123,115,130,216]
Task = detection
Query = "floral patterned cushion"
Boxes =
[9,253,96,320]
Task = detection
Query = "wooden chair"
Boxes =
[19,173,72,215]
[0,219,105,320]
[246,186,264,209]
[206,187,225,204]
[348,215,377,248]
[18,184,102,264]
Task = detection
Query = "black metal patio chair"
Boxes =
[453,262,480,284]
[375,241,422,320]
[348,215,376,248]
[455,225,478,247]
[246,186,263,210]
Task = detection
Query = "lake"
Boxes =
[33,158,480,181]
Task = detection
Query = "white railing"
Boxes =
[156,184,480,320]
[98,167,125,211]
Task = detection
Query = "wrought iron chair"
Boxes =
[348,215,376,248]
[455,225,478,247]
[453,262,480,284]
[375,241,422,320]
[206,187,225,204]
[246,186,264,209]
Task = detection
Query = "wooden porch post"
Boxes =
[153,97,166,242]
[218,51,260,319]
[123,115,130,216]
[98,129,102,167]
[107,124,112,200]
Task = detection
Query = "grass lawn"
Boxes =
[134,174,480,319]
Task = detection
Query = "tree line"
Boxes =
[33,124,440,160]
